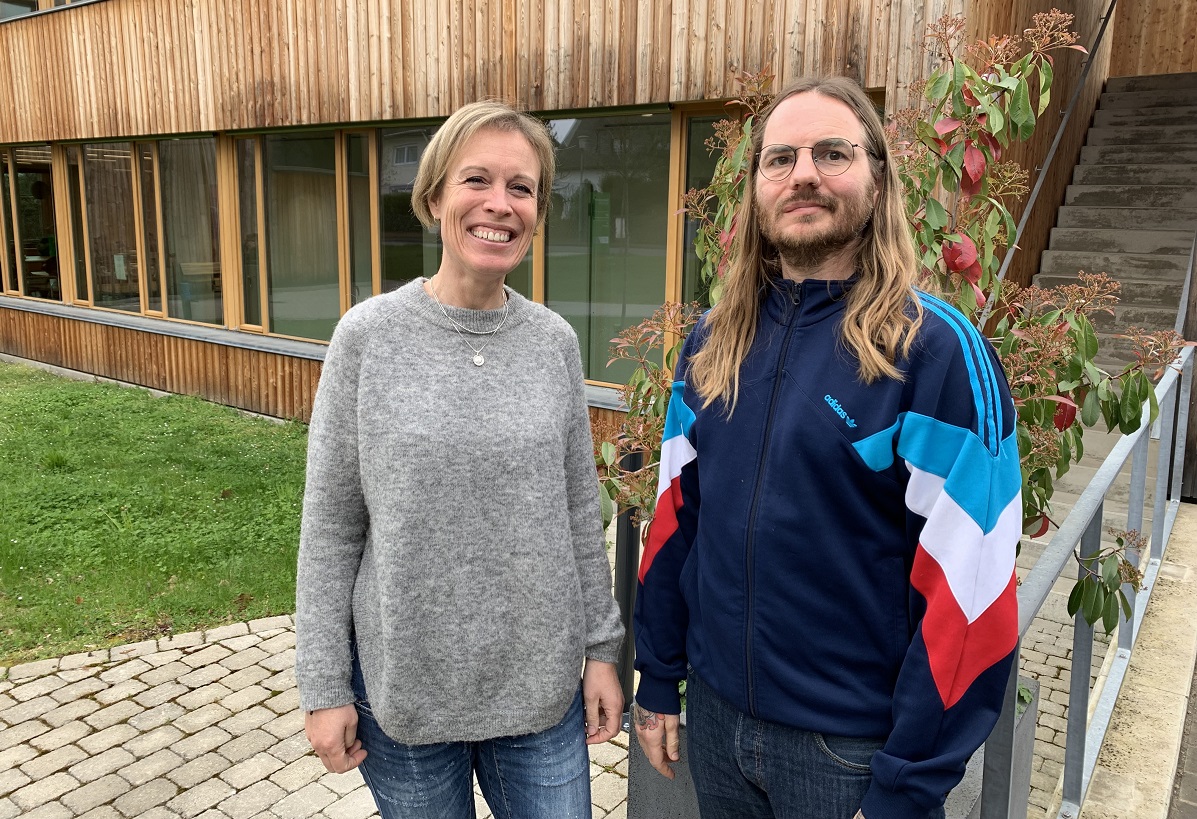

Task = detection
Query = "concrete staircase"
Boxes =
[1036,72,1197,371]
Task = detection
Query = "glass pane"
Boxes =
[0,152,17,292]
[11,145,59,301]
[265,132,339,340]
[84,143,140,312]
[544,112,672,382]
[237,139,261,326]
[159,138,222,325]
[0,1,36,20]
[138,144,161,311]
[379,125,439,292]
[65,146,88,302]
[681,115,721,308]
[347,133,372,305]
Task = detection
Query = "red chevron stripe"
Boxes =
[639,476,683,582]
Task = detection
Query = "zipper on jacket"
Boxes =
[743,284,802,716]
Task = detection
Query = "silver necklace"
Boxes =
[428,278,510,366]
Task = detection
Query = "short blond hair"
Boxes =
[412,100,556,229]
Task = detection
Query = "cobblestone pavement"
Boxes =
[0,617,631,819]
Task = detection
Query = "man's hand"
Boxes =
[305,704,367,773]
[582,659,624,745]
[633,701,681,779]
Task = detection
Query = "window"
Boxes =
[681,115,722,308]
[0,150,18,293]
[391,144,422,165]
[159,138,221,324]
[83,143,140,312]
[346,133,372,306]
[379,126,439,293]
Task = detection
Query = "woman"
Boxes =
[295,100,625,819]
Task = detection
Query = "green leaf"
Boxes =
[1082,321,1099,360]
[945,141,966,184]
[1037,59,1054,116]
[1148,376,1160,424]
[1101,395,1121,429]
[1121,590,1133,621]
[925,198,949,231]
[1011,78,1035,141]
[1102,554,1120,588]
[1120,382,1142,433]
[925,69,952,102]
[1081,388,1100,426]
[598,483,615,529]
[1067,579,1085,617]
[1102,590,1120,634]
[1081,576,1101,625]
[600,441,617,467]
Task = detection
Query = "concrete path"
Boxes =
[0,618,631,819]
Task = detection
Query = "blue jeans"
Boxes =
[685,672,944,819]
[350,655,591,819]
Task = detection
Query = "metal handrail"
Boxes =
[1173,225,1197,335]
[977,0,1120,330]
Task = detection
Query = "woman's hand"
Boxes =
[305,704,368,773]
[633,702,681,779]
[581,659,624,745]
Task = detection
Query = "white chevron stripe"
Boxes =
[905,463,1021,622]
[656,434,698,502]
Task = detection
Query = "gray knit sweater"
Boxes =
[295,278,624,745]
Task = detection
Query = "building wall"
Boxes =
[1108,0,1197,77]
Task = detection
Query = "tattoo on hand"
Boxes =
[633,703,661,730]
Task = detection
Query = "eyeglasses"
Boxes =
[756,138,871,181]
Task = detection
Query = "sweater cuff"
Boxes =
[634,672,682,715]
[297,676,355,713]
[585,635,624,666]
[860,779,935,819]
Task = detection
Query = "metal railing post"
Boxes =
[1120,434,1150,651]
[613,450,644,732]
[1061,507,1103,810]
[1151,382,1177,562]
[979,643,1021,818]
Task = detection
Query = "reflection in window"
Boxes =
[0,1,36,21]
[264,132,339,340]
[379,126,438,293]
[544,112,671,382]
[10,145,60,301]
[1,152,17,292]
[681,116,721,308]
[84,143,140,312]
[138,144,162,312]
[65,146,88,302]
[347,134,372,306]
[160,138,221,324]
[236,139,261,326]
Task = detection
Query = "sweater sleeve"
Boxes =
[633,333,702,715]
[294,312,371,713]
[862,304,1022,818]
[562,335,625,665]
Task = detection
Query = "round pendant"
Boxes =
[472,353,485,366]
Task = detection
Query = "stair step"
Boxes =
[1065,185,1197,208]
[1049,228,1196,255]
[1037,274,1184,310]
[1087,126,1197,146]
[1081,145,1197,165]
[1100,88,1197,109]
[1073,165,1197,186]
[1039,250,1189,277]
[1105,73,1197,93]
[1056,207,1197,231]
[1090,304,1180,333]
[1093,107,1197,128]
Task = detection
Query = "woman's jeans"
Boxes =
[685,671,945,819]
[350,654,591,819]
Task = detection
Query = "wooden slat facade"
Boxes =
[1109,0,1197,78]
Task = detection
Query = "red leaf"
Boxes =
[1067,45,1089,53]
[970,280,987,307]
[932,137,949,155]
[964,143,986,184]
[962,260,983,285]
[962,85,980,107]
[960,171,982,199]
[978,131,1002,160]
[934,118,963,136]
[1026,514,1050,539]
[942,235,979,272]
[1053,400,1078,431]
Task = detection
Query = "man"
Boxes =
[632,76,1021,819]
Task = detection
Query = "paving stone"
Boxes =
[99,660,152,685]
[178,685,235,712]
[175,703,234,734]
[589,741,629,768]
[76,807,123,819]
[269,755,327,791]
[0,769,30,799]
[218,730,275,763]
[95,679,149,706]
[219,648,268,673]
[30,719,92,751]
[166,778,235,818]
[257,633,295,654]
[113,778,178,817]
[0,694,13,713]
[85,700,145,730]
[0,695,58,724]
[125,725,185,758]
[0,743,37,769]
[262,709,304,739]
[135,682,189,708]
[143,650,187,669]
[319,768,366,796]
[19,804,72,819]
[19,744,88,779]
[219,667,271,692]
[59,650,110,671]
[109,640,159,661]
[205,624,250,643]
[1,719,51,750]
[62,773,132,814]
[182,646,233,670]
[217,779,285,819]
[158,632,204,651]
[56,667,101,683]
[270,734,314,764]
[178,665,231,689]
[9,771,79,811]
[258,649,295,673]
[78,723,140,755]
[140,662,192,687]
[174,727,234,761]
[168,753,232,789]
[138,809,187,819]
[9,676,66,702]
[45,694,103,724]
[591,771,627,811]
[120,748,185,786]
[217,703,273,736]
[248,616,292,633]
[0,799,20,819]
[271,782,336,818]
[217,636,261,653]
[69,748,137,783]
[129,702,186,731]
[260,669,296,692]
[7,659,59,681]
[263,689,299,714]
[219,752,284,789]
[323,786,379,819]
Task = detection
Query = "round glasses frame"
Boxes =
[755,139,872,181]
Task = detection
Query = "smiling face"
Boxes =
[754,92,880,277]
[430,127,541,285]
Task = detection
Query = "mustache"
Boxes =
[778,193,838,211]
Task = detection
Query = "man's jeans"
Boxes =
[350,654,591,819]
[686,671,945,819]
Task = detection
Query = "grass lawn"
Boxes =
[0,361,309,666]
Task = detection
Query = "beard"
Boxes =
[759,180,875,270]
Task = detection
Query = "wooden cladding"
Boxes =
[0,0,978,145]
[1109,0,1197,77]
[0,306,323,420]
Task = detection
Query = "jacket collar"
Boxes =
[762,275,855,326]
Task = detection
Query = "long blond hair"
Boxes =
[689,76,923,412]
